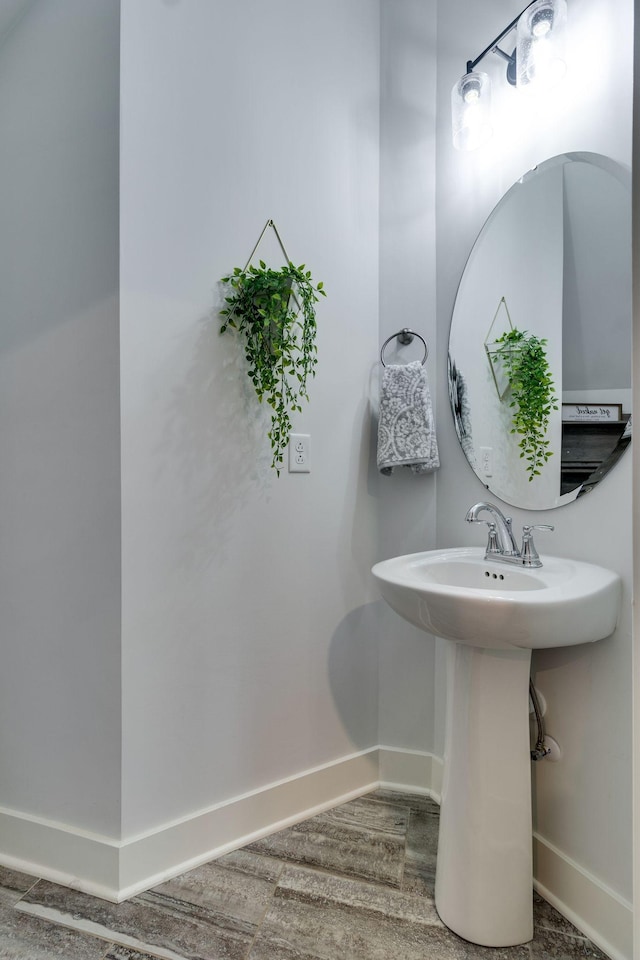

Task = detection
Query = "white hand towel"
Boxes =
[377,360,440,475]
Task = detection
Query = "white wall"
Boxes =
[377,0,440,757]
[0,0,121,838]
[435,0,633,905]
[119,0,382,839]
[562,161,631,393]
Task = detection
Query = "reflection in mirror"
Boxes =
[448,153,631,511]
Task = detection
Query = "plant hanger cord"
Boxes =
[243,219,289,270]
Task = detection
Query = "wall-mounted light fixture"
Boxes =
[452,0,568,151]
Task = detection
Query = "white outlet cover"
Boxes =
[288,433,310,473]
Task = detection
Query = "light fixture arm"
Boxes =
[465,0,540,82]
[491,46,515,65]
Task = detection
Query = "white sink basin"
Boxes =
[372,545,622,947]
[372,546,621,650]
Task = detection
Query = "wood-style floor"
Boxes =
[1,789,607,959]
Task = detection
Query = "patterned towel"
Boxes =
[377,361,440,475]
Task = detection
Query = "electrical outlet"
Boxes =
[288,433,310,473]
[480,446,493,477]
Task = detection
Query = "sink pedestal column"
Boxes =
[435,641,533,947]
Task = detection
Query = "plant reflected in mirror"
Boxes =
[493,328,558,482]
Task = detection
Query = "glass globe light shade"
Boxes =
[516,0,568,91]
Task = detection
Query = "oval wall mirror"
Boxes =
[448,152,631,511]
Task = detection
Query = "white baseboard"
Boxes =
[0,746,632,960]
[377,745,442,802]
[533,832,633,960]
[0,804,120,900]
[0,746,381,902]
[118,747,380,899]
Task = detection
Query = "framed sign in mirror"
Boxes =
[562,403,623,422]
[448,153,631,511]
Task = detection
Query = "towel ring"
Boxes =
[380,328,428,367]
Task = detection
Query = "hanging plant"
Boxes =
[493,328,558,482]
[219,260,325,474]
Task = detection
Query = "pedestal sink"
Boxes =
[372,547,621,947]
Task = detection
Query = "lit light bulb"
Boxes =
[461,75,482,104]
[531,9,553,37]
[451,72,492,151]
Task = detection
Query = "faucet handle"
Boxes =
[521,524,554,567]
[468,518,501,556]
[485,522,500,556]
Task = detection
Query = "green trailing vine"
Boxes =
[494,328,558,482]
[219,261,325,474]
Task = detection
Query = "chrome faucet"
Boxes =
[465,501,554,568]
